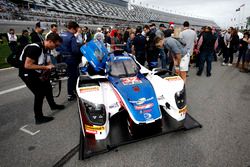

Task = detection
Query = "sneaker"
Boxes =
[222,62,227,66]
[35,116,54,125]
[51,104,65,110]
[207,73,211,77]
[228,63,232,66]
[68,95,76,101]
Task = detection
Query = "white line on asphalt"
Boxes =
[0,85,26,95]
[0,67,14,71]
[20,125,40,136]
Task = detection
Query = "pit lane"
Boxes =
[0,60,249,167]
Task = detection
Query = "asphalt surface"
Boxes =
[0,60,249,167]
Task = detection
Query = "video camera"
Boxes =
[50,63,68,80]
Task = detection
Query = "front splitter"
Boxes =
[80,111,202,160]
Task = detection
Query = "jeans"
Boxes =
[198,50,213,74]
[224,48,234,64]
[159,48,167,69]
[237,49,247,64]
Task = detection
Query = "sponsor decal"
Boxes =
[121,77,142,85]
[164,76,181,81]
[109,102,119,109]
[133,86,140,92]
[85,125,104,131]
[143,109,152,113]
[179,106,187,113]
[130,97,154,104]
[114,56,130,60]
[144,113,152,120]
[86,129,97,134]
[136,98,146,105]
[80,86,99,93]
[135,103,154,110]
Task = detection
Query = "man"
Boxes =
[17,30,30,56]
[45,24,58,39]
[156,24,166,38]
[94,27,104,42]
[18,30,29,49]
[132,26,146,66]
[7,28,18,54]
[57,21,81,101]
[126,32,135,54]
[19,33,64,124]
[155,30,189,82]
[157,24,168,69]
[123,27,131,45]
[45,24,59,64]
[197,26,217,77]
[179,21,197,57]
[222,27,232,66]
[30,22,47,43]
[83,26,92,44]
[143,24,158,69]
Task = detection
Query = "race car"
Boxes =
[77,40,200,159]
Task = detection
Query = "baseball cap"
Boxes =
[36,22,47,30]
[159,24,166,28]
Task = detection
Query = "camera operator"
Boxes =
[19,33,65,124]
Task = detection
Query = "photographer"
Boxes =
[19,33,65,124]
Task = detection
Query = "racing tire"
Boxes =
[79,128,85,160]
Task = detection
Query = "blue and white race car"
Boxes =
[76,40,200,159]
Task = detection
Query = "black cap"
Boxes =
[159,24,166,28]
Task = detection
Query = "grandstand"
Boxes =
[1,0,218,31]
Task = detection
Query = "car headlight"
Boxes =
[175,87,186,109]
[84,102,106,125]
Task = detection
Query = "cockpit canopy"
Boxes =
[108,56,140,78]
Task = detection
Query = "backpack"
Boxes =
[7,43,40,68]
[7,52,21,68]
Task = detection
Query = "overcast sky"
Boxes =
[131,0,250,28]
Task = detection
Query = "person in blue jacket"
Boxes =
[57,21,81,101]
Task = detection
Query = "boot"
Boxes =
[239,62,245,72]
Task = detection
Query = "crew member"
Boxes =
[19,33,65,124]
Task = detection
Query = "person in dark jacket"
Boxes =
[132,26,146,66]
[126,32,135,53]
[83,26,92,44]
[197,26,217,77]
[225,28,239,66]
[143,24,159,70]
[57,21,81,101]
[123,27,131,45]
[30,22,47,43]
[237,32,249,70]
[17,30,29,50]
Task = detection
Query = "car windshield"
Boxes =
[94,48,104,63]
[110,59,138,77]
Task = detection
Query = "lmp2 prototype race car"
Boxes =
[76,40,201,159]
